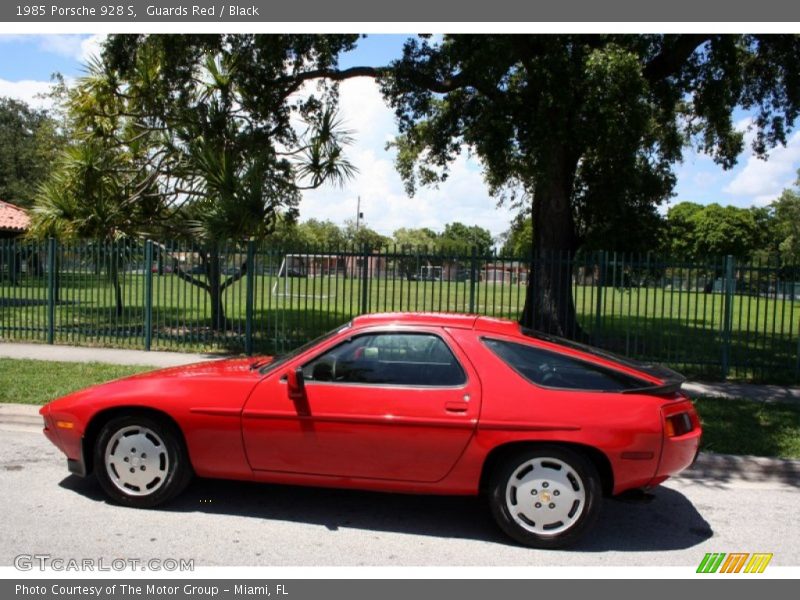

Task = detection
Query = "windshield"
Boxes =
[258,321,352,375]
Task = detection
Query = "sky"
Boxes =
[1,33,798,240]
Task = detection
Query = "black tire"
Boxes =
[488,445,601,549]
[94,414,192,508]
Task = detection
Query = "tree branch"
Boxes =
[644,34,714,83]
[219,259,248,292]
[173,263,210,291]
[280,66,386,98]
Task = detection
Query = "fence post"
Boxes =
[469,246,478,314]
[593,250,606,344]
[721,254,735,378]
[360,243,370,314]
[143,240,153,351]
[46,238,56,344]
[245,240,255,355]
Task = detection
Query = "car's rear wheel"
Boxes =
[94,414,192,508]
[488,446,601,548]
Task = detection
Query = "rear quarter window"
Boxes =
[482,338,646,392]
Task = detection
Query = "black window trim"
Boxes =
[301,330,469,390]
[480,336,650,393]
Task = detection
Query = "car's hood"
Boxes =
[41,356,276,416]
[123,356,275,382]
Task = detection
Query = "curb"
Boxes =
[2,402,798,486]
[679,452,800,487]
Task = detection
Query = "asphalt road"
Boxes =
[3,423,799,567]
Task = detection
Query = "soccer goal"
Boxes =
[271,253,340,299]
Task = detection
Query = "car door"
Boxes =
[241,327,481,482]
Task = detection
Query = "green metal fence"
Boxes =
[1,238,798,382]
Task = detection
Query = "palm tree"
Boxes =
[28,142,150,317]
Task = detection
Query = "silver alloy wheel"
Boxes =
[505,456,586,536]
[104,425,169,496]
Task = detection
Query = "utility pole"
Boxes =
[355,195,363,234]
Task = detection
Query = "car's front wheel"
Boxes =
[94,414,192,508]
[488,445,601,548]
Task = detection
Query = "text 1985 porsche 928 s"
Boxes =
[40,313,701,548]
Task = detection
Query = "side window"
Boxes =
[303,333,466,386]
[482,338,645,391]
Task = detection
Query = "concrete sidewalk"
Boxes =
[2,341,799,403]
[682,381,800,404]
[0,342,223,368]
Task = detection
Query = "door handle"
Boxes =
[445,401,469,413]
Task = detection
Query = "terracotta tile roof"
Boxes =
[0,200,31,232]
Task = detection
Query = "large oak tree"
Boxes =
[380,34,800,337]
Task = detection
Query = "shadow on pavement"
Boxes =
[59,475,712,552]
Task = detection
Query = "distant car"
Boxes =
[39,313,700,548]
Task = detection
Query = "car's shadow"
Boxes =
[59,475,712,552]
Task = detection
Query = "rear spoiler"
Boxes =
[620,364,686,396]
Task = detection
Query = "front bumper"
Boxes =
[40,406,88,477]
[67,453,87,477]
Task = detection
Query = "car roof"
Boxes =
[351,312,479,329]
[351,312,522,335]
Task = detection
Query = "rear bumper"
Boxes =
[655,429,702,480]
[654,400,702,481]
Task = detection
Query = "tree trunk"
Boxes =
[205,249,226,331]
[111,264,123,318]
[520,145,583,339]
[173,245,250,333]
[105,241,124,318]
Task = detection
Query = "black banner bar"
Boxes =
[2,0,800,22]
[4,580,796,600]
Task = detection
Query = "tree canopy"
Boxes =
[0,97,63,208]
[767,172,800,264]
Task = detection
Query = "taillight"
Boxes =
[665,412,694,437]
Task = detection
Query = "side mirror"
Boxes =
[287,367,306,402]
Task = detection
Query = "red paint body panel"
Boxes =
[40,313,702,498]
[241,326,480,482]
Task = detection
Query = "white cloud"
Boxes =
[0,34,105,63]
[724,130,800,205]
[298,78,515,241]
[0,78,54,109]
[79,34,106,64]
[38,35,86,60]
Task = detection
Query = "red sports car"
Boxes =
[40,313,701,548]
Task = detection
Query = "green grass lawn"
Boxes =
[693,397,800,459]
[0,358,151,405]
